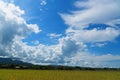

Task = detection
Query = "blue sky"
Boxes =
[0,0,120,68]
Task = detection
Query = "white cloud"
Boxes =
[91,43,107,47]
[28,24,41,34]
[66,27,120,42]
[10,39,62,64]
[40,0,47,6]
[64,52,120,68]
[0,0,62,64]
[59,0,120,67]
[61,0,120,29]
[60,0,120,43]
[0,0,41,56]
[32,40,40,45]
[48,33,62,39]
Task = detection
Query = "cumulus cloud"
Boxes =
[66,27,120,43]
[0,0,40,56]
[59,0,120,67]
[59,37,87,57]
[64,53,120,68]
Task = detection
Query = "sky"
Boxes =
[0,0,120,68]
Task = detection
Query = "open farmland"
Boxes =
[0,69,120,80]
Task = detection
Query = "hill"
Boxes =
[0,57,120,70]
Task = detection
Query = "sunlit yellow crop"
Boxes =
[0,69,120,80]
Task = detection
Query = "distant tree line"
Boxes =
[0,63,120,70]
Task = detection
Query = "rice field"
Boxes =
[0,69,120,80]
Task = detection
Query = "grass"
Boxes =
[0,69,120,80]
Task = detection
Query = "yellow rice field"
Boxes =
[0,69,120,80]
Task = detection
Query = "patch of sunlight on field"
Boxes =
[0,69,120,80]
